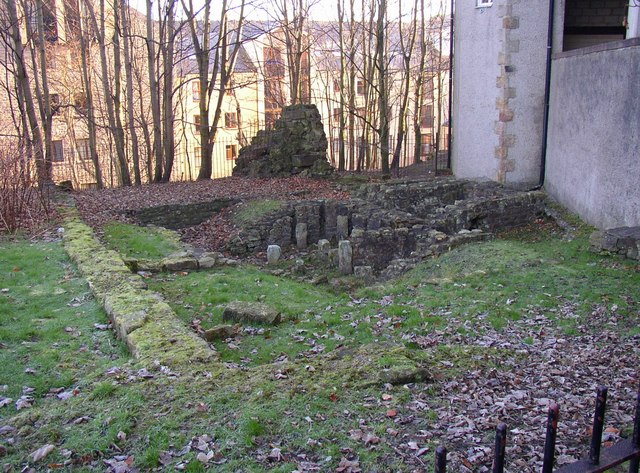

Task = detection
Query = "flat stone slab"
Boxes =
[222,301,282,325]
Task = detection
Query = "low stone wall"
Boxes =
[62,215,216,366]
[590,227,640,260]
[228,178,546,275]
[127,198,238,229]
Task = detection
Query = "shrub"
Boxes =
[0,145,52,234]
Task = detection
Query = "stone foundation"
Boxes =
[228,178,546,277]
[590,227,640,261]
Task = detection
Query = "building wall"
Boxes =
[452,0,549,188]
[545,39,640,229]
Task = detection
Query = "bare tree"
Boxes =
[5,0,47,185]
[161,0,177,182]
[121,0,141,184]
[182,0,246,180]
[390,0,417,175]
[85,0,131,186]
[78,0,103,187]
[374,0,389,176]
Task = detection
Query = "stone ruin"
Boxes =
[232,104,334,178]
[228,178,547,280]
[590,226,640,261]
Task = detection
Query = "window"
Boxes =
[423,77,434,100]
[74,92,87,114]
[357,79,365,96]
[476,0,492,7]
[333,79,341,93]
[193,114,201,130]
[420,134,432,157]
[264,47,285,78]
[50,93,60,115]
[194,146,202,161]
[224,112,238,128]
[77,139,90,161]
[226,144,237,160]
[52,140,64,162]
[192,81,200,102]
[333,108,341,122]
[420,104,434,128]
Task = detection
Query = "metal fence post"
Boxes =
[589,386,608,465]
[542,403,560,473]
[629,384,640,473]
[492,423,507,473]
[435,445,447,473]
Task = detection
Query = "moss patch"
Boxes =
[62,215,215,366]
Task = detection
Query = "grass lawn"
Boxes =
[0,220,638,472]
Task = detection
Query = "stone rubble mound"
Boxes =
[232,104,333,178]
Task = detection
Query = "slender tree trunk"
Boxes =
[111,0,131,185]
[375,0,389,176]
[161,0,176,182]
[391,0,418,176]
[31,0,53,184]
[7,0,46,185]
[78,1,103,188]
[86,0,131,186]
[413,0,427,164]
[146,0,163,182]
[122,0,141,185]
[337,0,346,171]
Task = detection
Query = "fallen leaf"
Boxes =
[16,395,34,410]
[30,444,55,462]
[386,409,397,418]
[267,447,283,462]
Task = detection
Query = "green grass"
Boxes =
[102,222,182,260]
[1,220,639,472]
[0,241,128,402]
[232,200,284,226]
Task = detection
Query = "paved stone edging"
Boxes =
[62,216,215,366]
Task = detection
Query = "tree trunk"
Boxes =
[161,0,176,182]
[122,0,141,185]
[6,0,46,185]
[78,0,103,188]
[146,0,163,182]
[375,0,389,176]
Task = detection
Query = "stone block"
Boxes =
[328,248,339,267]
[296,223,308,249]
[267,245,282,264]
[292,154,318,168]
[337,215,349,240]
[198,252,222,269]
[318,239,331,261]
[354,265,374,283]
[163,256,199,272]
[338,240,353,275]
[203,324,239,341]
[222,301,281,325]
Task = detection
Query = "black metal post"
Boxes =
[435,445,447,473]
[542,403,560,473]
[589,386,608,465]
[492,423,507,473]
[629,384,640,473]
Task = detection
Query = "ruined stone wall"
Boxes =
[227,180,546,274]
[233,104,333,177]
[128,199,238,229]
